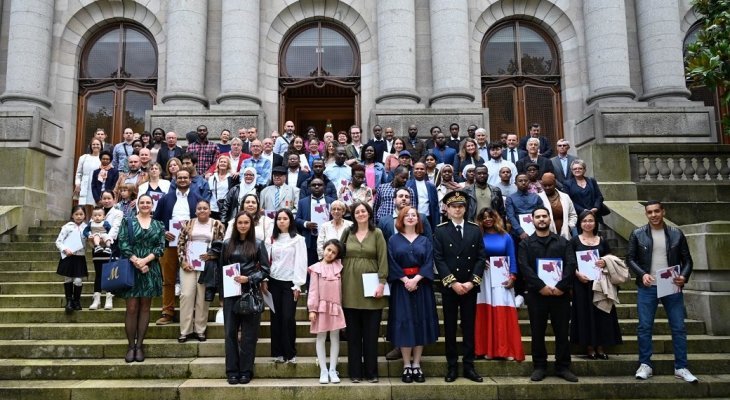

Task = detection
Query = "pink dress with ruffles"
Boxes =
[307,260,347,334]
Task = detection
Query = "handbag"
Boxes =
[101,217,136,293]
[233,286,264,315]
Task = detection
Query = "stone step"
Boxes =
[0,261,80,272]
[27,227,65,235]
[0,375,727,400]
[0,242,60,251]
[0,303,666,323]
[0,271,98,282]
[0,251,73,262]
[10,234,59,242]
[0,319,706,341]
[0,335,726,359]
[39,220,68,228]
[0,354,727,381]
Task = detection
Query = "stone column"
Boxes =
[428,0,473,106]
[216,0,262,108]
[375,0,420,105]
[635,0,691,102]
[0,0,54,109]
[160,0,208,107]
[583,0,636,104]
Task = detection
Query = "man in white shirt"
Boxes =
[485,142,517,186]
[324,146,352,192]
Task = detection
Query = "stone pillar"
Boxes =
[428,0,473,106]
[375,0,420,105]
[583,0,636,104]
[0,0,54,109]
[216,0,262,108]
[635,0,691,102]
[160,0,208,108]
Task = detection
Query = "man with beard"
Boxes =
[518,206,577,382]
[374,166,415,224]
[295,178,335,266]
[406,162,440,228]
[462,165,505,223]
[186,125,220,176]
[403,124,426,162]
[377,187,432,242]
[434,190,486,383]
[431,132,457,167]
[274,120,296,156]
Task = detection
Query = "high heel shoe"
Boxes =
[134,345,145,362]
[124,346,135,363]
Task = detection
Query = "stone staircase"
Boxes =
[0,220,728,399]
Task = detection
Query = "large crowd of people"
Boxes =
[54,122,698,385]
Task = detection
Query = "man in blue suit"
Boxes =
[152,167,202,325]
[378,187,432,242]
[407,162,440,228]
[295,177,335,266]
[431,132,457,167]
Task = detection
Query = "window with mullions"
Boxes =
[481,21,562,148]
[280,22,359,79]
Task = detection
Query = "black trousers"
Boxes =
[525,292,571,371]
[93,259,103,292]
[223,296,261,379]
[441,286,478,370]
[269,278,298,360]
[343,308,382,379]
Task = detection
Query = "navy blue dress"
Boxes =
[386,233,439,347]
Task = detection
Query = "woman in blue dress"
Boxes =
[386,206,439,383]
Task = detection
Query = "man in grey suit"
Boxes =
[550,139,576,190]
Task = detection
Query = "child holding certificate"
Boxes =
[55,205,88,314]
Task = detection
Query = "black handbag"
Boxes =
[233,286,264,315]
[100,217,136,293]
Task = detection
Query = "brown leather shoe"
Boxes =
[155,314,173,325]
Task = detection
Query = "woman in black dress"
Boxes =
[213,211,270,384]
[570,210,622,359]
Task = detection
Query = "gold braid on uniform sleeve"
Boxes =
[471,274,482,286]
[441,274,456,287]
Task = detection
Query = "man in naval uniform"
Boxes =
[433,190,487,383]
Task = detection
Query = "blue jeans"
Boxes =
[637,285,688,369]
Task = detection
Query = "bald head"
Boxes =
[541,172,557,195]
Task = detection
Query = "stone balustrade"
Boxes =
[632,153,730,182]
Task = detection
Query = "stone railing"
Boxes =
[629,145,730,182]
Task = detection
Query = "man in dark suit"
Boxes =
[152,168,202,325]
[366,124,388,163]
[377,187,433,242]
[433,190,487,383]
[300,159,337,199]
[516,137,554,180]
[157,131,184,178]
[295,178,335,266]
[285,153,310,189]
[406,162,440,228]
[518,123,553,158]
[550,139,577,190]
[262,137,284,169]
[502,133,527,164]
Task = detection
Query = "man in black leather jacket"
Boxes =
[627,200,698,383]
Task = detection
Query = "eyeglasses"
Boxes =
[557,144,569,147]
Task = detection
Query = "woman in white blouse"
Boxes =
[75,138,102,216]
[208,155,232,220]
[316,200,353,260]
[265,208,307,364]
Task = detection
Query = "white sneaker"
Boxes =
[175,283,181,296]
[329,369,340,383]
[675,368,699,383]
[319,369,329,384]
[215,308,224,324]
[273,356,285,363]
[287,357,297,364]
[635,363,653,380]
[514,295,525,308]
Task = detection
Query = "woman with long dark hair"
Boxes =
[340,201,388,383]
[268,208,308,363]
[117,194,165,363]
[213,211,270,384]
[88,190,124,310]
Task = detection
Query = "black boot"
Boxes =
[64,282,74,314]
[72,285,83,311]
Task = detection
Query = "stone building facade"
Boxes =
[0,0,720,223]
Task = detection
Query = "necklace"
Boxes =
[580,234,599,246]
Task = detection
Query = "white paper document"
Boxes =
[537,258,563,287]
[60,230,84,259]
[262,290,275,313]
[489,256,511,288]
[222,263,242,298]
[519,214,536,236]
[168,219,187,247]
[362,273,390,297]
[187,241,208,271]
[576,249,602,282]
[656,265,682,298]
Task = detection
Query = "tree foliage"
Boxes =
[685,0,730,135]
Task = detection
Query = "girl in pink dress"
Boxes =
[308,239,347,384]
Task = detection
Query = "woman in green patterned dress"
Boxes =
[117,194,165,363]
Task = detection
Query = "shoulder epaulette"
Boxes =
[437,221,449,227]
[467,221,479,226]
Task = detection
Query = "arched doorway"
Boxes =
[684,23,728,143]
[279,21,360,137]
[75,22,157,159]
[481,21,562,150]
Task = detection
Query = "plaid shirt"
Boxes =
[187,141,220,176]
[373,183,416,224]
